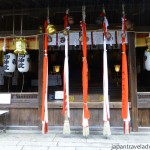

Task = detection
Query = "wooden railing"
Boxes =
[0,92,149,109]
[137,92,150,108]
[0,92,39,109]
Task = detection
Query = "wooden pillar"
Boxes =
[128,32,138,132]
[38,35,44,128]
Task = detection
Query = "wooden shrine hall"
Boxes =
[0,0,150,134]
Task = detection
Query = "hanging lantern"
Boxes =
[53,65,60,73]
[145,37,150,71]
[144,49,150,71]
[114,65,120,72]
[47,24,56,35]
[18,54,30,72]
[14,38,27,55]
[3,53,16,72]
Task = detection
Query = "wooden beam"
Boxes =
[47,102,131,109]
[18,0,29,7]
[0,102,131,109]
[38,35,44,129]
[128,32,138,132]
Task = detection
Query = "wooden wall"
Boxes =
[1,101,149,128]
[3,108,123,127]
[138,109,150,127]
[7,109,39,126]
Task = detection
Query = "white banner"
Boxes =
[48,34,56,46]
[93,31,103,45]
[117,31,128,44]
[86,32,92,45]
[106,31,116,45]
[69,32,80,46]
[58,33,65,46]
[48,31,128,47]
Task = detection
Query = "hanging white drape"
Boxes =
[103,36,110,122]
[63,35,70,118]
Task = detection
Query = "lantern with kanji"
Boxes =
[145,37,150,71]
[3,53,16,72]
[17,54,30,72]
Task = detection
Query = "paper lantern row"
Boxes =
[48,31,128,46]
[3,53,30,73]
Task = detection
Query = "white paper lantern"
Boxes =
[144,50,150,71]
[3,53,16,72]
[18,54,30,72]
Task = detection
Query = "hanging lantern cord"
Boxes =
[66,8,70,30]
[8,76,10,93]
[21,16,23,35]
[13,15,15,37]
[47,6,50,24]
[102,4,105,14]
[122,4,125,16]
[21,73,24,93]
[66,9,69,15]
[82,6,86,23]
[12,12,15,44]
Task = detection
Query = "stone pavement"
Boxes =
[0,128,150,150]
